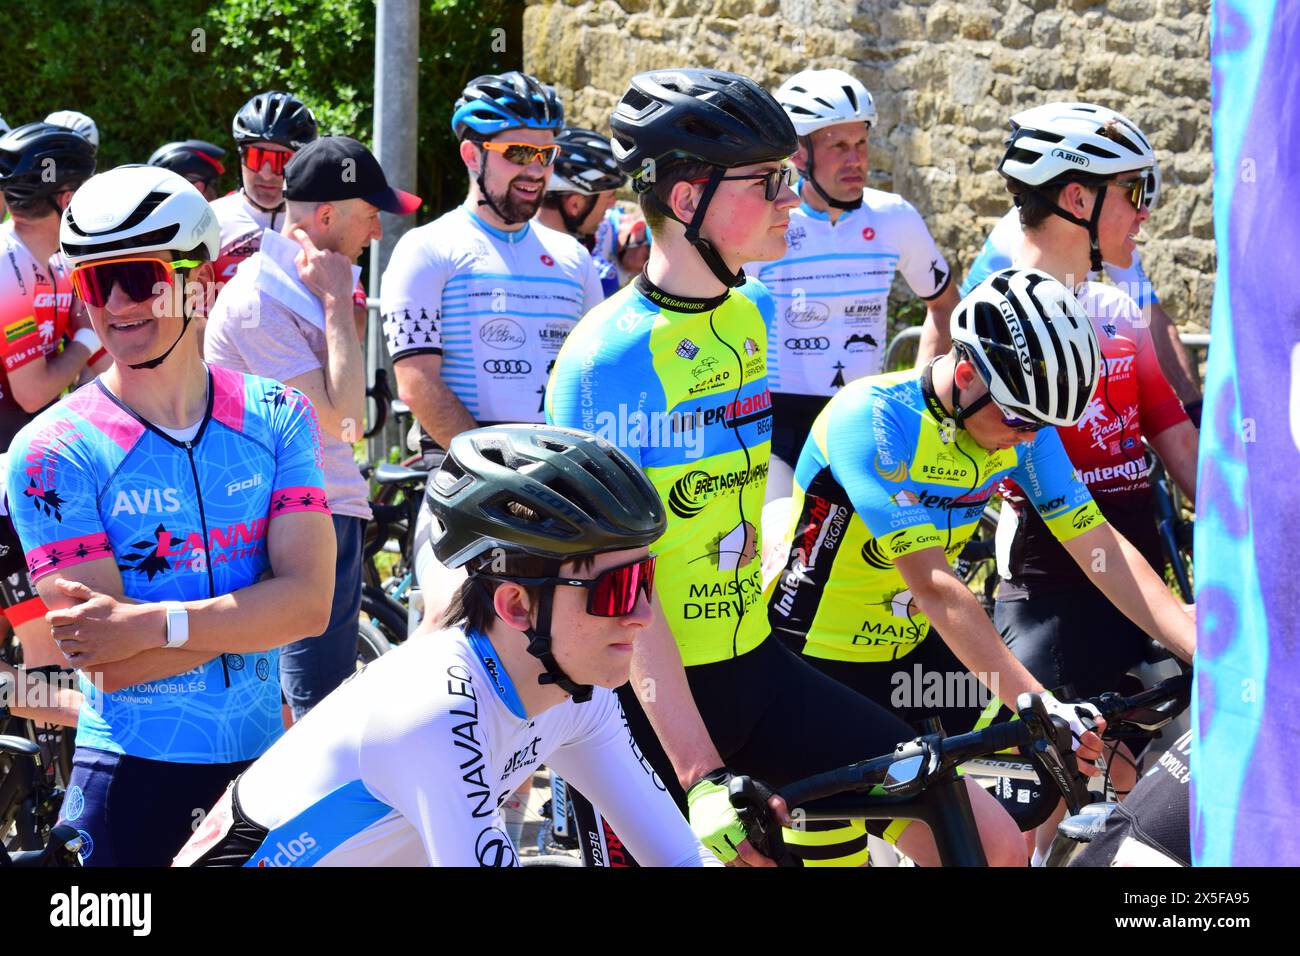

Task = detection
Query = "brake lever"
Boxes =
[728,776,796,867]
[1017,692,1088,815]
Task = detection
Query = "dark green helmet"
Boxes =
[425,424,665,569]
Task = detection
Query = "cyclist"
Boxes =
[147,140,227,201]
[986,104,1198,846]
[0,123,103,674]
[45,110,100,150]
[547,68,1041,867]
[536,126,627,297]
[380,71,602,620]
[765,266,1195,862]
[210,91,319,294]
[176,424,715,867]
[931,153,1202,423]
[4,164,335,866]
[756,69,960,514]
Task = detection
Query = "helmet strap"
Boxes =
[128,267,193,371]
[682,167,746,288]
[559,193,598,236]
[522,585,594,703]
[474,147,526,226]
[1034,182,1107,274]
[803,139,862,212]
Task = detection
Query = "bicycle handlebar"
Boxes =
[364,367,392,440]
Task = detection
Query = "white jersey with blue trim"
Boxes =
[183,626,713,867]
[961,208,1159,308]
[748,186,951,398]
[379,206,605,422]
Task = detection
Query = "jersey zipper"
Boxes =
[183,439,225,686]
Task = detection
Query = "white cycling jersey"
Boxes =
[175,625,713,867]
[749,186,951,397]
[961,208,1158,308]
[380,206,604,423]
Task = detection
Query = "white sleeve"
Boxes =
[546,694,719,867]
[379,229,448,364]
[892,198,952,300]
[358,671,519,867]
[579,246,606,313]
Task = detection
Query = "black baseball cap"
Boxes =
[284,135,420,214]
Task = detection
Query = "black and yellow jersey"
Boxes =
[767,364,1105,663]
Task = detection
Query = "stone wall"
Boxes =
[524,0,1213,331]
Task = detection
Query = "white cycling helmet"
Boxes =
[775,69,878,136]
[1145,158,1162,214]
[950,268,1101,428]
[45,110,100,150]
[61,165,218,266]
[998,102,1153,186]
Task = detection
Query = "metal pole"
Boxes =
[369,0,419,464]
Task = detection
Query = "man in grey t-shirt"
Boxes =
[206,136,420,717]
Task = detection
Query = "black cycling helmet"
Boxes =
[610,68,796,180]
[425,424,664,703]
[426,424,664,569]
[610,69,796,287]
[147,139,227,184]
[232,91,319,150]
[451,71,564,141]
[0,122,97,210]
[547,127,626,196]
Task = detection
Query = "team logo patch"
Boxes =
[875,455,910,484]
[744,337,759,356]
[862,227,876,241]
[675,338,700,360]
[4,316,36,343]
[540,254,555,267]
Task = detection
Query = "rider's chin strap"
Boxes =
[128,267,194,371]
[803,139,862,212]
[1029,182,1107,274]
[522,584,594,704]
[558,193,598,237]
[474,145,527,227]
[642,166,745,289]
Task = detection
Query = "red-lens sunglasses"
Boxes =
[479,555,657,618]
[241,145,294,175]
[69,256,202,308]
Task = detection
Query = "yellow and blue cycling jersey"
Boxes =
[767,365,1106,663]
[546,273,773,667]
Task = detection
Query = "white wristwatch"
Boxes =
[163,602,190,648]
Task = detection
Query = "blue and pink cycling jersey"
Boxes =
[5,364,329,764]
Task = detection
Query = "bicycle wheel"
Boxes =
[362,586,409,645]
[356,619,392,670]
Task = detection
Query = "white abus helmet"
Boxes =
[951,268,1101,428]
[775,69,878,137]
[999,102,1153,187]
[61,165,218,266]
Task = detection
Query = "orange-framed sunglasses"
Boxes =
[478,141,561,167]
[69,256,202,308]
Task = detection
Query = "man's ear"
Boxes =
[791,140,811,175]
[668,179,698,223]
[492,581,534,632]
[952,353,979,390]
[1061,181,1092,218]
[459,139,482,176]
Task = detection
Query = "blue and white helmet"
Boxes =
[452,72,564,140]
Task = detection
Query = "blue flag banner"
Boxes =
[1195,0,1300,866]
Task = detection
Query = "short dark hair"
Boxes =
[638,160,716,235]
[438,551,597,634]
[1008,175,1108,230]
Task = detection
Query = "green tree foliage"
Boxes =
[1,0,523,219]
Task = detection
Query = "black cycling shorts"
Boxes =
[616,635,918,852]
[769,393,829,473]
[995,589,1151,699]
[0,515,43,625]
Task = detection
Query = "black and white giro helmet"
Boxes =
[775,68,878,137]
[951,268,1101,427]
[999,102,1154,187]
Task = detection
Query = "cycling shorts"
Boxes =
[768,393,829,474]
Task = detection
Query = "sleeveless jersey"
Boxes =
[5,365,329,762]
[380,206,604,423]
[766,366,1104,663]
[749,187,952,397]
[546,274,774,667]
